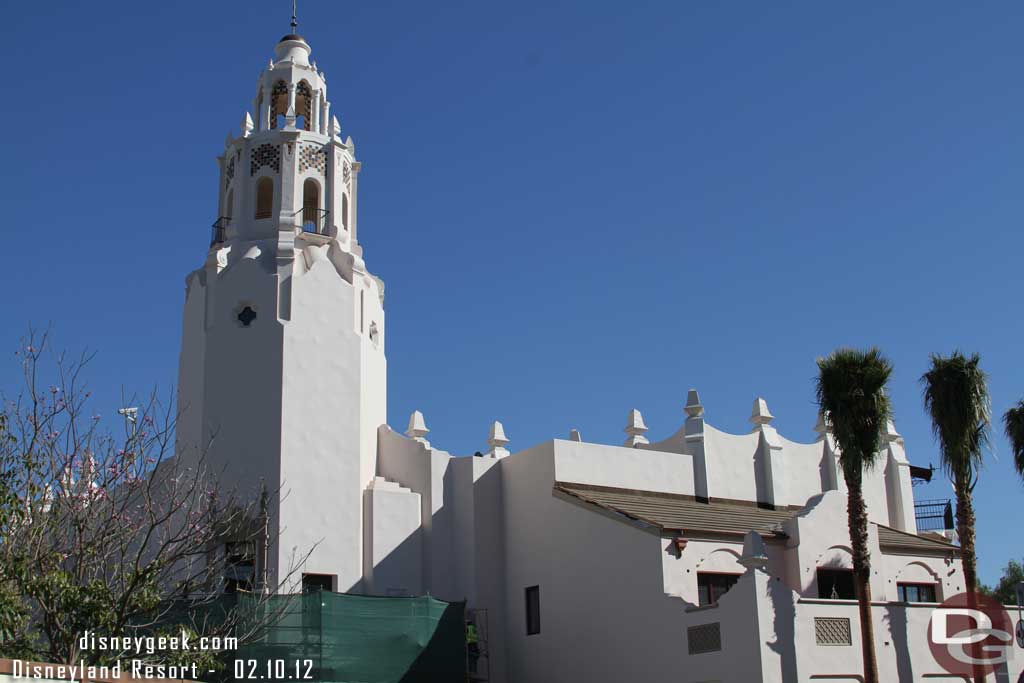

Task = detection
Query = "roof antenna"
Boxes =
[290,0,298,34]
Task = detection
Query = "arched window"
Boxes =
[270,81,288,130]
[295,81,313,132]
[302,179,321,233]
[255,177,274,219]
[341,193,349,231]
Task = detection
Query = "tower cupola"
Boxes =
[212,27,361,259]
[274,34,312,66]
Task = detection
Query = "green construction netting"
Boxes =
[235,592,466,683]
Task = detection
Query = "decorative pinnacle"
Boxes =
[749,397,774,427]
[290,0,298,33]
[684,389,704,418]
[487,421,510,458]
[884,419,903,444]
[813,411,828,438]
[405,410,430,446]
[488,421,509,447]
[623,409,649,447]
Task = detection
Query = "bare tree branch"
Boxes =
[0,331,314,667]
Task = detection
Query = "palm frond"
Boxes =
[815,347,893,477]
[1003,400,1024,480]
[920,351,990,484]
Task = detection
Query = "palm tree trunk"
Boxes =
[954,471,983,683]
[847,479,879,683]
[954,472,978,594]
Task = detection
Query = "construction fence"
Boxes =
[234,592,467,683]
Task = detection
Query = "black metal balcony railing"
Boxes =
[914,498,954,532]
[211,216,231,245]
[297,207,330,236]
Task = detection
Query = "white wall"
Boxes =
[176,226,385,593]
[500,442,695,683]
[363,479,422,596]
[188,253,286,584]
[280,254,368,591]
[376,426,458,599]
[552,439,695,495]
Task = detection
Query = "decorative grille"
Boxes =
[814,617,852,646]
[687,622,722,655]
[250,144,281,175]
[299,144,326,174]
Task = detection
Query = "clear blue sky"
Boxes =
[3,2,1021,585]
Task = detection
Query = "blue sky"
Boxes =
[3,1,1021,585]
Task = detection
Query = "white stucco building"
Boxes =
[175,29,1021,683]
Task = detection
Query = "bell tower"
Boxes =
[176,25,386,593]
[215,32,362,254]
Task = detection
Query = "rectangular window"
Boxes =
[897,582,937,603]
[525,586,540,635]
[697,573,741,607]
[301,573,335,593]
[817,568,856,600]
[223,541,255,594]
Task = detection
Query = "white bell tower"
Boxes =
[176,25,386,593]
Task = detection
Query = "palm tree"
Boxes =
[1004,399,1024,481]
[921,352,990,597]
[816,347,892,683]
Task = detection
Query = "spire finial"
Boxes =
[290,0,298,34]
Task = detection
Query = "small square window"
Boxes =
[897,582,937,603]
[223,541,255,594]
[817,568,856,600]
[697,573,740,607]
[525,585,540,635]
[301,573,335,593]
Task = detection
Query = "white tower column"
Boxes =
[259,86,271,131]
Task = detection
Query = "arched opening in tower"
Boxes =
[270,80,289,130]
[302,178,321,233]
[255,177,274,219]
[296,81,313,131]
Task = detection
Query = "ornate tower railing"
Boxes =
[298,207,330,236]
[211,217,231,245]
